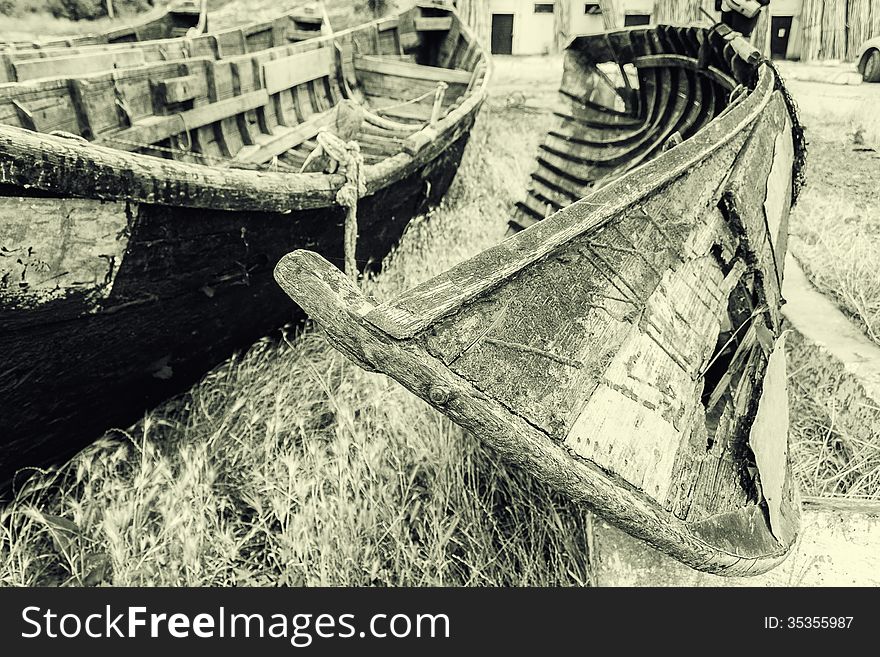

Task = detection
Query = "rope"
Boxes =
[301,129,365,282]
[173,113,192,153]
[370,86,440,113]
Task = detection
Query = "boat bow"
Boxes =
[277,22,805,575]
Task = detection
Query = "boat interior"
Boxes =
[0,4,488,175]
[509,24,771,233]
[0,8,324,84]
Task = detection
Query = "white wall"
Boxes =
[622,0,653,18]
[568,2,607,35]
[489,0,556,54]
[770,0,803,15]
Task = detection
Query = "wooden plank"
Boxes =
[0,196,128,300]
[99,88,269,151]
[377,17,400,32]
[232,107,338,165]
[262,47,334,96]
[13,49,146,81]
[748,334,799,546]
[413,17,453,31]
[354,54,472,84]
[157,74,208,105]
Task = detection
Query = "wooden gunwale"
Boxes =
[363,66,777,341]
[0,7,324,84]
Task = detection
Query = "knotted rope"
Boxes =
[301,129,366,282]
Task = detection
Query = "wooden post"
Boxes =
[554,0,571,51]
[430,82,448,125]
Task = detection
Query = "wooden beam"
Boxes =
[98,89,269,151]
[0,123,343,212]
[261,47,334,95]
[156,74,208,105]
[354,54,472,84]
[13,50,146,82]
[232,107,338,165]
[414,17,453,31]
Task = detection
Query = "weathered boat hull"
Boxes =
[0,3,488,489]
[0,129,471,485]
[0,6,324,84]
[275,22,806,575]
[0,1,206,50]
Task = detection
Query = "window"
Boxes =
[584,3,602,14]
[624,14,651,26]
[534,3,554,13]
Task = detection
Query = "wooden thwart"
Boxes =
[414,17,454,31]
[157,74,209,105]
[354,54,472,85]
[261,47,335,96]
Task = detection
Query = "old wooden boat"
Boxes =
[0,2,488,489]
[275,21,807,575]
[1,5,325,84]
[0,1,207,50]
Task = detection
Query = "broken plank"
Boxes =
[231,107,338,165]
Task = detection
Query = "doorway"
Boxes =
[770,16,793,59]
[491,13,514,55]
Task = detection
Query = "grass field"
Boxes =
[784,78,880,345]
[779,76,880,501]
[1,9,879,585]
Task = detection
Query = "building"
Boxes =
[483,0,880,61]
[488,1,655,55]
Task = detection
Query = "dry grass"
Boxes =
[790,190,880,345]
[781,77,880,496]
[787,334,880,499]
[0,99,602,587]
[786,77,880,343]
